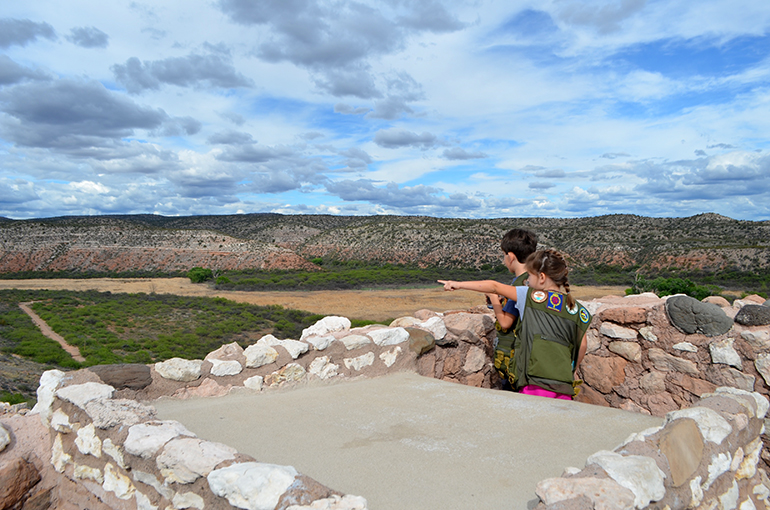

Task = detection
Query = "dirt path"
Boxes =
[18,302,86,362]
[0,278,628,322]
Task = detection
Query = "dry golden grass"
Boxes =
[0,278,628,322]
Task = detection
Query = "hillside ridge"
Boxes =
[1,213,768,275]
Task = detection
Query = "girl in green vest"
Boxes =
[438,249,591,399]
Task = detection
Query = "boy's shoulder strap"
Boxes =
[511,272,528,286]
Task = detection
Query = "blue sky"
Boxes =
[1,0,769,220]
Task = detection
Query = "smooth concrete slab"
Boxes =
[153,372,662,510]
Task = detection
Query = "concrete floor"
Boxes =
[153,372,662,510]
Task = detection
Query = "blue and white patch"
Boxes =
[579,308,590,324]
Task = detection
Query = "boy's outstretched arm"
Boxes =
[437,280,519,302]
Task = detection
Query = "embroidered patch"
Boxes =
[547,292,563,312]
[567,303,579,315]
[532,290,546,303]
[579,308,590,324]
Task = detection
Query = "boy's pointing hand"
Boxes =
[437,280,457,291]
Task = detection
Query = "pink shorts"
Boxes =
[519,384,572,400]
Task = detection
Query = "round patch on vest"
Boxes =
[579,308,590,323]
[567,303,579,315]
[532,290,546,303]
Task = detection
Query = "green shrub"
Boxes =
[188,267,213,283]
[626,274,720,301]
[0,391,27,405]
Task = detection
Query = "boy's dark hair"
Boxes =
[500,228,538,263]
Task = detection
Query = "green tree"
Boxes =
[188,267,213,283]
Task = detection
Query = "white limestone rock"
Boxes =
[208,462,299,510]
[535,476,636,510]
[586,450,665,508]
[673,342,698,352]
[305,334,335,351]
[620,426,664,447]
[308,356,339,380]
[600,323,638,340]
[124,420,196,459]
[719,480,739,510]
[463,345,487,373]
[703,452,732,491]
[277,339,310,359]
[210,359,243,377]
[173,491,205,510]
[244,375,265,391]
[51,409,73,433]
[75,423,102,458]
[56,382,115,409]
[74,463,104,484]
[267,363,307,386]
[257,335,309,359]
[666,406,733,445]
[367,327,409,347]
[344,352,375,371]
[585,329,601,354]
[244,344,279,368]
[711,386,770,419]
[51,433,71,473]
[737,438,762,480]
[379,347,402,368]
[740,496,757,510]
[31,369,66,426]
[84,398,157,429]
[609,341,642,362]
[394,316,448,341]
[639,326,658,343]
[741,329,770,351]
[690,476,704,508]
[133,470,174,500]
[103,439,126,469]
[103,462,135,500]
[339,335,372,350]
[157,437,238,484]
[286,495,368,510]
[0,424,10,453]
[710,338,743,369]
[301,316,351,341]
[155,358,203,382]
[755,354,770,386]
[135,491,158,510]
[205,341,244,361]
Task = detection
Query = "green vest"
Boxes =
[493,272,527,381]
[508,288,591,396]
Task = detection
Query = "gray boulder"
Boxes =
[406,327,435,355]
[665,295,732,337]
[89,363,153,390]
[735,304,770,327]
[763,299,770,307]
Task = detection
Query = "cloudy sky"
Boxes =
[2,0,769,221]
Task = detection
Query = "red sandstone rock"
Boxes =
[580,355,627,394]
[574,384,609,407]
[0,457,41,509]
[599,307,648,324]
[647,392,680,416]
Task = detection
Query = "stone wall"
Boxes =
[535,387,770,509]
[0,310,496,510]
[3,292,770,510]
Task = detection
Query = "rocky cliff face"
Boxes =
[1,213,768,274]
